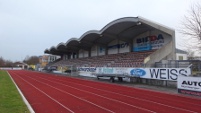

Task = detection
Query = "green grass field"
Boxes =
[0,70,30,113]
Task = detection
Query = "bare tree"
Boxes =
[0,57,5,66]
[23,56,39,65]
[186,49,195,60]
[179,2,201,53]
[4,60,13,67]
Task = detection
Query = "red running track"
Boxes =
[8,70,201,113]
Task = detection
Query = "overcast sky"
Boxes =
[0,0,200,61]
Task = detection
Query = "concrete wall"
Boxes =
[91,45,98,57]
[108,40,118,54]
[144,41,173,67]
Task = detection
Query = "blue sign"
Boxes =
[108,42,129,50]
[134,44,151,52]
[99,47,105,53]
[135,34,165,51]
[130,69,146,76]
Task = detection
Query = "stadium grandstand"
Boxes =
[44,16,175,68]
[43,16,201,90]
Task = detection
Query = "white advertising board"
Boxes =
[177,76,201,96]
[96,67,191,81]
[77,67,191,81]
[0,67,22,70]
[77,67,97,77]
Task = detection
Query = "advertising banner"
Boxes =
[77,67,97,77]
[128,68,191,81]
[77,67,191,81]
[134,34,165,51]
[96,67,191,81]
[177,76,201,96]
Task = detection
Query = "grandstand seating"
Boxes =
[48,50,155,68]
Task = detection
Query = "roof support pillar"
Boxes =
[88,49,91,57]
[117,40,120,53]
[129,42,133,52]
[105,46,108,55]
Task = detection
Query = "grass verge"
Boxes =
[0,70,30,113]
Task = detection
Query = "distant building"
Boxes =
[13,62,28,69]
[176,48,187,60]
[39,55,60,68]
[39,55,48,68]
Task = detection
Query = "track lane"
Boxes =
[9,70,201,113]
[54,74,201,105]
[13,71,155,113]
[26,71,200,113]
[27,70,201,112]
[8,71,74,113]
[9,71,115,113]
[9,70,155,113]
[26,75,156,113]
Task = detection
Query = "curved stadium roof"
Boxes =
[44,16,175,56]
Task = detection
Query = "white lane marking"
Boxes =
[36,75,198,113]
[8,71,35,113]
[22,74,115,113]
[13,72,75,113]
[49,75,201,107]
[62,74,201,102]
[29,75,156,113]
[64,79,200,113]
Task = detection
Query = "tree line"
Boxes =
[0,56,39,67]
[0,57,13,67]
